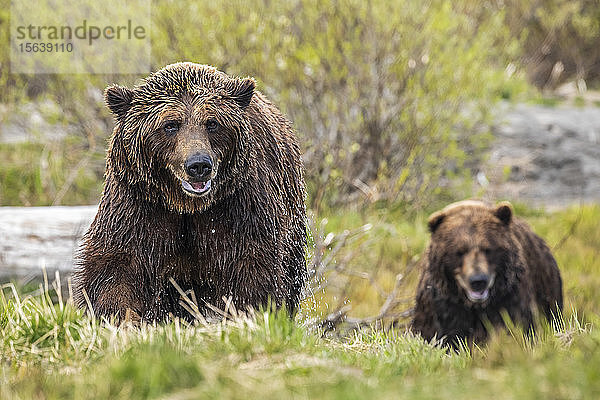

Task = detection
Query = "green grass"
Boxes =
[3,205,600,399]
[0,140,104,206]
[574,96,586,108]
[528,96,561,108]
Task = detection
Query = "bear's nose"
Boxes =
[468,274,489,292]
[185,154,213,181]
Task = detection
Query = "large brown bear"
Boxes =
[73,63,307,322]
[411,200,563,348]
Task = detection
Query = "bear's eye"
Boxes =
[206,118,219,133]
[163,121,180,135]
[455,249,467,257]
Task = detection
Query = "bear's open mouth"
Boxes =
[181,179,212,196]
[466,288,490,302]
[457,273,494,304]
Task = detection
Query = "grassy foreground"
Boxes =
[2,205,600,399]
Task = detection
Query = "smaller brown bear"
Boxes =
[411,200,563,348]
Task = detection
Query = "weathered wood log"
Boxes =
[0,206,97,281]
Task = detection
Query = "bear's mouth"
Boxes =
[466,288,490,303]
[456,273,494,304]
[181,179,212,196]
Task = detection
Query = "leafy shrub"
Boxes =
[0,0,523,209]
[503,0,600,89]
[153,0,521,211]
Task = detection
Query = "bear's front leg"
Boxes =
[91,283,144,323]
[74,260,147,323]
[226,256,291,313]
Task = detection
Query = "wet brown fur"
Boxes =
[411,200,563,347]
[73,63,307,322]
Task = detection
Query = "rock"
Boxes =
[482,104,600,209]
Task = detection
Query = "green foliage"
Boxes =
[3,0,599,208]
[503,0,600,89]
[154,0,522,210]
[0,0,526,209]
[0,141,104,206]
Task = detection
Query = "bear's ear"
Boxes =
[428,211,446,233]
[105,84,134,119]
[494,201,513,225]
[227,77,255,110]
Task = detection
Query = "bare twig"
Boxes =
[307,216,417,335]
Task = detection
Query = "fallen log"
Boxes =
[0,206,97,282]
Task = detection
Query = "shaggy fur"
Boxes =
[411,200,563,347]
[73,63,307,322]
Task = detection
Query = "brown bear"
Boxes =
[73,62,307,322]
[411,200,563,348]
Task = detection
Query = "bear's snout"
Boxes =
[468,274,489,292]
[185,153,213,182]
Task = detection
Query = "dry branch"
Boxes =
[306,215,417,335]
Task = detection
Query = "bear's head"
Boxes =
[105,62,256,213]
[426,200,521,306]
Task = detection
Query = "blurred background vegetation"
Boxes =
[1,0,599,212]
